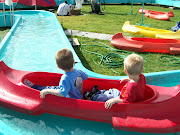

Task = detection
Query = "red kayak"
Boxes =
[139,7,174,17]
[145,11,170,21]
[0,60,180,133]
[138,8,174,21]
[111,33,180,54]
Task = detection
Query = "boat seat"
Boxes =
[143,85,157,102]
[22,72,61,86]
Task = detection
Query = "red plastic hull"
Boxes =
[0,61,180,133]
[110,33,180,54]
[138,8,174,20]
[145,12,170,21]
[139,8,174,17]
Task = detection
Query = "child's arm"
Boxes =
[78,70,88,80]
[105,98,123,109]
[120,78,130,84]
[40,89,64,99]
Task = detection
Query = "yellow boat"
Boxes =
[122,21,180,39]
[156,31,180,39]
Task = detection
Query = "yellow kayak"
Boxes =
[156,30,180,39]
[122,21,180,39]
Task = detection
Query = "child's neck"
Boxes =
[129,74,140,82]
[64,67,74,73]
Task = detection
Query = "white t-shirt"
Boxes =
[57,2,69,16]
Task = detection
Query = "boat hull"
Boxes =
[0,61,180,133]
[139,8,174,17]
[144,12,170,21]
[122,21,180,39]
[111,33,180,54]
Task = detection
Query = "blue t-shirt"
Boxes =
[59,69,88,99]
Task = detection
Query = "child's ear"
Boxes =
[124,68,128,74]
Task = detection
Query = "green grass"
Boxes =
[0,27,10,40]
[57,4,180,35]
[58,5,180,76]
[73,36,180,76]
[1,5,180,76]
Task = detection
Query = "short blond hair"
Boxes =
[55,48,74,70]
[124,54,144,75]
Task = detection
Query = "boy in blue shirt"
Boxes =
[24,48,88,99]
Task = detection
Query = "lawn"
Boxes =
[1,4,180,76]
[0,27,10,40]
[56,4,180,35]
[56,4,180,76]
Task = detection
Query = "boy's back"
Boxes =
[121,74,146,103]
[59,69,88,99]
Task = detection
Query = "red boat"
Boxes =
[0,60,180,133]
[138,7,174,17]
[145,11,170,21]
[138,8,174,21]
[111,33,180,54]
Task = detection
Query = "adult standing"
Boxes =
[57,1,70,16]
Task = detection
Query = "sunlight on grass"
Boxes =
[57,4,180,76]
[1,4,180,76]
[56,4,180,35]
[0,28,10,40]
[73,36,180,76]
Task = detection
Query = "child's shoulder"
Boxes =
[140,74,145,78]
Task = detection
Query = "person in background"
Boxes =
[57,1,70,16]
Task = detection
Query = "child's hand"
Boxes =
[40,90,48,99]
[105,98,123,109]
[105,98,117,109]
[120,78,130,84]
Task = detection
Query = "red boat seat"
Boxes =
[143,85,157,102]
[22,73,157,102]
[22,72,61,86]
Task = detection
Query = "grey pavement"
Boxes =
[64,29,114,41]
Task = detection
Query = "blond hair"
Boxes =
[55,48,74,70]
[124,54,144,75]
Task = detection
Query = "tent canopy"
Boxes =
[17,0,56,7]
[0,0,18,3]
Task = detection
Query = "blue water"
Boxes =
[0,10,179,135]
[0,11,79,73]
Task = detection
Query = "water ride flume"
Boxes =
[0,60,180,133]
